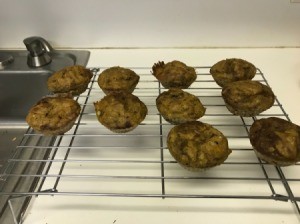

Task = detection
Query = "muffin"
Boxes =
[26,96,81,135]
[152,60,197,88]
[222,80,275,117]
[94,92,147,133]
[249,117,300,166]
[97,66,140,94]
[47,65,93,96]
[156,88,206,124]
[167,121,231,171]
[210,58,256,87]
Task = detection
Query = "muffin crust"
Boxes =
[26,96,81,135]
[222,80,275,117]
[210,58,256,87]
[167,121,231,170]
[94,92,147,133]
[249,117,300,166]
[152,60,197,88]
[156,89,206,124]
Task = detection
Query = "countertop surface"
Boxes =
[23,48,300,224]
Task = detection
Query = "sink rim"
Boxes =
[0,49,90,68]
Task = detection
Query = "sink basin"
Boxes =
[0,71,51,122]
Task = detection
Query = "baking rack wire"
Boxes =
[1,66,300,223]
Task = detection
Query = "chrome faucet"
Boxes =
[23,36,53,67]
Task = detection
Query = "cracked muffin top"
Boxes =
[47,65,93,96]
[249,117,300,166]
[152,60,197,88]
[156,88,206,124]
[97,66,140,95]
[26,96,81,135]
[210,58,256,87]
[221,80,275,117]
[94,92,147,133]
[167,121,231,171]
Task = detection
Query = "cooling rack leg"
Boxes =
[275,166,300,215]
[8,199,19,224]
[159,114,166,199]
[158,82,166,199]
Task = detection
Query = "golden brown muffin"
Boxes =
[210,58,256,87]
[222,80,275,117]
[26,96,81,135]
[97,66,140,95]
[156,89,206,124]
[249,117,300,166]
[167,121,231,171]
[47,65,93,96]
[94,92,147,133]
[152,60,197,88]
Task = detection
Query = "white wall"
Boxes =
[0,0,300,48]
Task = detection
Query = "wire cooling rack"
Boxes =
[1,66,300,222]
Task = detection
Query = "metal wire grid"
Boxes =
[1,66,300,218]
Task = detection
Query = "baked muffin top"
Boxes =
[97,66,140,94]
[210,58,256,87]
[167,121,231,170]
[152,60,197,88]
[249,117,300,166]
[26,96,81,135]
[94,92,147,133]
[47,65,93,95]
[222,80,275,117]
[156,88,206,124]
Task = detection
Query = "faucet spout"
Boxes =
[23,36,53,67]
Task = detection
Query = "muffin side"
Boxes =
[222,80,275,117]
[210,58,256,87]
[249,117,300,166]
[152,60,197,88]
[167,121,231,171]
[156,89,206,124]
[94,92,147,133]
[26,96,81,135]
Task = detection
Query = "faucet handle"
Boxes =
[23,36,53,67]
[23,36,54,55]
[24,38,46,56]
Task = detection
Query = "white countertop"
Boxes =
[23,48,300,224]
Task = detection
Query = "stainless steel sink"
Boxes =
[0,48,90,164]
[0,47,90,223]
